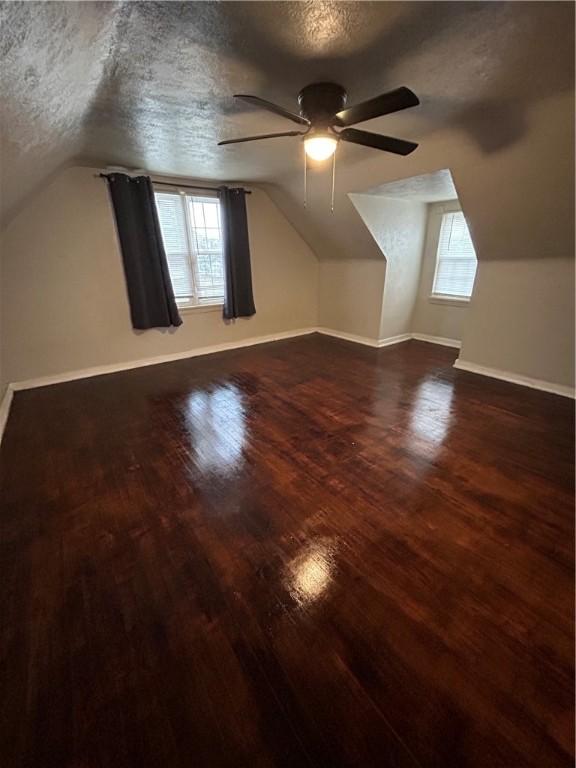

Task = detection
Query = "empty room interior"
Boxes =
[1,2,575,767]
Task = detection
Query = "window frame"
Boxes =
[153,185,225,312]
[429,202,477,305]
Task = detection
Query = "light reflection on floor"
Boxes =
[408,378,455,457]
[184,384,246,475]
[285,537,338,608]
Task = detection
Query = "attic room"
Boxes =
[0,2,574,766]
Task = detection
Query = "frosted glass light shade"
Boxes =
[304,135,337,161]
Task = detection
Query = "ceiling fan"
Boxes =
[218,82,420,161]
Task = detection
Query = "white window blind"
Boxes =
[154,190,225,307]
[432,211,477,299]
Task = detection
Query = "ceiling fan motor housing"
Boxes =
[298,83,347,126]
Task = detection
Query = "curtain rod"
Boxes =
[96,174,251,194]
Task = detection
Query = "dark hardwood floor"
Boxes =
[1,335,573,768]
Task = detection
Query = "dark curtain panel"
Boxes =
[219,187,256,320]
[104,173,182,329]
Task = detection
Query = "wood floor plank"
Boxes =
[0,335,573,767]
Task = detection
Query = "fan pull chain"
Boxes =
[303,145,308,208]
[331,147,337,213]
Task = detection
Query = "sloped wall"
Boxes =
[0,167,319,384]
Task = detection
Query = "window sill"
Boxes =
[178,302,224,315]
[428,294,471,307]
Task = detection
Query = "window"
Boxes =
[154,189,225,308]
[431,210,477,300]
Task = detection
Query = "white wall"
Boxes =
[455,92,575,389]
[411,200,471,342]
[2,87,574,394]
[350,194,426,339]
[318,259,386,340]
[348,194,427,342]
[274,91,575,390]
[459,257,575,388]
[0,166,319,384]
[317,195,434,345]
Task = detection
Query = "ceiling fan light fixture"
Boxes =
[304,134,338,161]
[222,84,420,177]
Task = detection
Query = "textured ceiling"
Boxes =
[366,168,457,202]
[1,1,574,225]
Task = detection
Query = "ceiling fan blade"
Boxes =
[218,131,305,146]
[335,87,419,126]
[234,94,310,126]
[339,128,418,156]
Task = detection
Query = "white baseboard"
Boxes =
[317,330,458,350]
[411,333,461,349]
[316,327,411,349]
[316,327,380,347]
[4,328,462,396]
[0,385,14,446]
[10,328,318,392]
[6,327,571,410]
[378,333,413,348]
[6,327,412,401]
[453,359,575,399]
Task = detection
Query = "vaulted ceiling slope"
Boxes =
[1,0,574,264]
